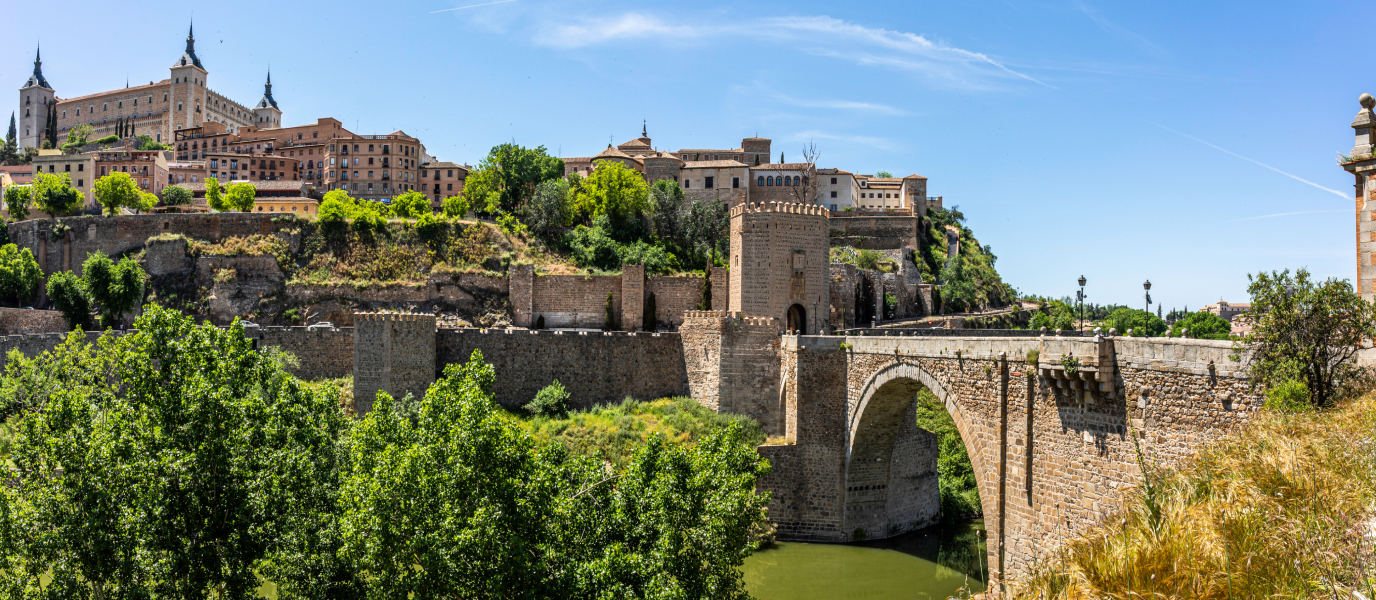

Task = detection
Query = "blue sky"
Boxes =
[3,1,1366,311]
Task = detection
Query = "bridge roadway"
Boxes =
[755,331,1259,588]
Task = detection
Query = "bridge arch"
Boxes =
[843,359,997,539]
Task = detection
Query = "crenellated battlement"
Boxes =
[353,312,437,324]
[730,201,829,218]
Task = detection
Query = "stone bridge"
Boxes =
[750,329,1261,586]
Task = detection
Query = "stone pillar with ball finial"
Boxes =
[1341,93,1376,301]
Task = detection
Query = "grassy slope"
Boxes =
[1012,395,1376,599]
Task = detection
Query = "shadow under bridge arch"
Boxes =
[844,361,993,540]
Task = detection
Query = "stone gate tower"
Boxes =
[17,46,55,150]
[727,201,829,333]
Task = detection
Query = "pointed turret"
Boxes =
[174,19,204,69]
[252,68,283,129]
[24,44,50,89]
[256,69,278,109]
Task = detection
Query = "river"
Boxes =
[743,519,988,600]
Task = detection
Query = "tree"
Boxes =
[786,141,822,206]
[1239,268,1376,407]
[3,185,30,221]
[82,251,145,329]
[162,184,192,206]
[1169,310,1232,339]
[875,170,893,178]
[94,172,144,216]
[44,104,57,148]
[45,271,92,331]
[524,177,570,241]
[684,197,730,264]
[441,195,469,219]
[5,307,350,599]
[224,181,256,212]
[4,112,14,148]
[134,135,169,151]
[0,244,41,306]
[526,380,571,417]
[644,291,657,331]
[61,124,94,154]
[604,292,615,330]
[32,172,83,217]
[697,268,713,310]
[390,191,430,219]
[573,161,649,228]
[338,350,769,599]
[1102,307,1167,337]
[466,143,565,216]
[649,179,687,245]
[205,176,225,211]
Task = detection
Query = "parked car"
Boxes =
[306,322,334,330]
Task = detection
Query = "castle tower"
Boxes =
[727,202,829,333]
[17,45,55,149]
[169,21,209,131]
[253,70,282,129]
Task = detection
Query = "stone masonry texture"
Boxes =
[353,313,437,415]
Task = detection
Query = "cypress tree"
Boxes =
[604,293,615,330]
[6,113,15,147]
[697,269,712,311]
[45,105,57,147]
[643,292,657,331]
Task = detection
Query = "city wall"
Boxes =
[0,307,69,334]
[828,214,921,249]
[510,265,728,330]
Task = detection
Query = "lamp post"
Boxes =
[1076,275,1087,332]
[1143,279,1152,312]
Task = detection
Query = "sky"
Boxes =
[2,1,1368,311]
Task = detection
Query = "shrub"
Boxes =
[46,271,92,331]
[390,191,431,219]
[526,380,572,417]
[1264,379,1309,412]
[441,195,469,219]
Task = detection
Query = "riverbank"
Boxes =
[1010,393,1376,598]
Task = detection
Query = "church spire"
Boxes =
[257,69,278,109]
[642,119,647,138]
[25,43,50,89]
[176,19,204,69]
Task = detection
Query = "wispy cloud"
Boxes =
[1148,122,1349,200]
[1229,209,1348,222]
[535,13,1048,90]
[765,89,907,116]
[1072,1,1163,57]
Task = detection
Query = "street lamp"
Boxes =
[1076,275,1087,332]
[1143,279,1152,312]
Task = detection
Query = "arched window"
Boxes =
[767,176,774,186]
[757,176,764,186]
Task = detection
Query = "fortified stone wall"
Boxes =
[249,326,353,381]
[680,311,784,433]
[510,265,728,330]
[9,213,289,277]
[0,307,69,334]
[728,202,829,332]
[352,313,436,415]
[435,328,687,409]
[828,214,920,249]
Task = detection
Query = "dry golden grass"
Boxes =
[1011,394,1376,599]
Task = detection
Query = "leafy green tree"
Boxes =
[649,179,687,245]
[390,191,430,219]
[1102,307,1167,337]
[573,161,648,228]
[134,134,169,151]
[875,170,893,178]
[61,124,94,154]
[3,185,30,221]
[524,177,570,240]
[225,181,256,212]
[339,351,768,599]
[82,251,145,328]
[527,380,572,417]
[5,308,351,599]
[205,176,225,211]
[685,197,730,264]
[162,184,192,206]
[441,195,469,219]
[914,388,981,520]
[466,143,565,216]
[0,244,41,306]
[1239,268,1376,407]
[94,171,143,216]
[45,271,92,330]
[1169,310,1232,339]
[32,172,83,217]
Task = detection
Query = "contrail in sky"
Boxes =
[1229,209,1348,222]
[432,0,519,13]
[1147,121,1349,200]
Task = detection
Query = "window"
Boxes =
[368,157,374,165]
[766,176,774,186]
[684,179,691,188]
[78,179,83,187]
[64,164,70,172]
[831,191,837,198]
[62,110,66,118]
[369,144,374,151]
[757,176,764,186]
[732,177,740,188]
[705,176,714,189]
[447,183,453,191]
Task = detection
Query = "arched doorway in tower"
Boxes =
[787,304,807,334]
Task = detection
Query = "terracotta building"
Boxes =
[321,133,427,201]
[418,161,468,209]
[94,146,170,197]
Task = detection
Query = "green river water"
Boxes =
[743,519,988,600]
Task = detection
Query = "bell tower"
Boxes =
[253,70,282,129]
[169,21,208,131]
[17,45,55,150]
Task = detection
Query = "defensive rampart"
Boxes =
[509,264,728,330]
